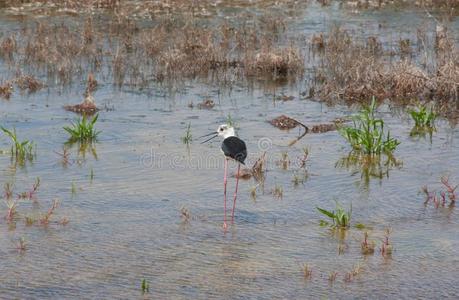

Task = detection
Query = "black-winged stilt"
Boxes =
[200,124,247,229]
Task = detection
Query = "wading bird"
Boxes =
[200,124,247,229]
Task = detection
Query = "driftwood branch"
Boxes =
[288,118,309,146]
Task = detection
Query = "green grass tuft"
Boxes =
[226,113,236,127]
[0,126,35,164]
[409,104,436,128]
[181,123,192,144]
[141,279,150,293]
[317,201,351,228]
[338,97,399,154]
[64,114,100,143]
[409,104,436,138]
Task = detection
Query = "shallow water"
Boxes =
[1,2,459,299]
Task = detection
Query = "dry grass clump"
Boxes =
[149,23,303,81]
[311,123,337,133]
[86,72,98,94]
[64,73,99,114]
[1,16,303,89]
[385,60,430,98]
[19,22,102,86]
[0,35,17,61]
[64,93,99,114]
[3,0,120,10]
[248,47,304,78]
[2,0,308,19]
[14,74,45,93]
[433,56,459,100]
[342,0,459,11]
[0,80,14,99]
[197,99,215,109]
[153,26,229,79]
[312,24,459,107]
[311,33,325,51]
[314,26,386,102]
[269,115,299,130]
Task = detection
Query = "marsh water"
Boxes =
[1,2,459,299]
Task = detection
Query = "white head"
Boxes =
[217,124,235,139]
[200,124,236,144]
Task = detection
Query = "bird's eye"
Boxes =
[220,128,224,131]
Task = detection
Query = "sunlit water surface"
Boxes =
[1,2,459,299]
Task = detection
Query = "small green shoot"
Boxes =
[141,279,150,294]
[410,104,436,127]
[226,113,236,127]
[317,202,351,228]
[181,123,192,144]
[354,223,366,230]
[71,181,77,195]
[319,220,329,227]
[409,104,436,138]
[64,114,100,143]
[338,97,399,154]
[0,126,35,164]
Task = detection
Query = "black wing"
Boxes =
[221,136,247,165]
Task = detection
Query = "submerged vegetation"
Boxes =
[361,232,376,255]
[338,98,400,154]
[2,178,65,227]
[380,228,393,257]
[181,123,192,145]
[302,263,313,279]
[141,279,150,294]
[422,176,458,208]
[336,151,403,187]
[272,184,283,200]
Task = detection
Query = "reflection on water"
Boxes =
[335,151,403,188]
[410,126,435,142]
[65,141,98,161]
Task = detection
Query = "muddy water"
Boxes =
[1,2,459,299]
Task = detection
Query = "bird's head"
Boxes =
[200,124,235,143]
[217,124,235,139]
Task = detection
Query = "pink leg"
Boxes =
[231,163,241,223]
[223,158,228,230]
